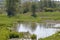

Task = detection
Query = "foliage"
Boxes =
[19,32,24,38]
[44,8,54,12]
[39,0,57,11]
[31,34,37,39]
[22,2,32,13]
[31,3,37,17]
[9,31,19,39]
[0,27,10,40]
[6,0,19,16]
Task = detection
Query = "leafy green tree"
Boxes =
[39,0,57,12]
[31,3,37,17]
[6,0,19,16]
[22,2,30,13]
[21,2,32,14]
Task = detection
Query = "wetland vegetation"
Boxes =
[0,0,60,40]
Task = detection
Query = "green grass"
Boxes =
[17,12,60,22]
[0,27,10,40]
[0,12,60,24]
[37,12,60,20]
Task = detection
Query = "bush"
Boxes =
[23,8,29,13]
[9,32,19,39]
[31,34,37,39]
[0,27,10,40]
[44,8,54,12]
[19,32,24,38]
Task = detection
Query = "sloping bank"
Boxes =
[39,31,60,40]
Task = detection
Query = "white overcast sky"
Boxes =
[38,0,60,1]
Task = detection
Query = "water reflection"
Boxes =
[17,23,60,39]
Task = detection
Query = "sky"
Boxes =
[0,0,60,2]
[38,0,60,1]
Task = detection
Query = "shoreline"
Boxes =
[43,20,60,23]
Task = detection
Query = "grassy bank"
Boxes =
[0,12,60,24]
[39,32,60,40]
[17,12,60,22]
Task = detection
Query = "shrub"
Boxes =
[31,34,37,39]
[9,32,19,39]
[19,32,24,38]
[44,8,54,12]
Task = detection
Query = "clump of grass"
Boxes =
[0,27,10,40]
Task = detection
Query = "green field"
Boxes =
[0,12,60,24]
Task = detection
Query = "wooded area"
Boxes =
[0,0,60,17]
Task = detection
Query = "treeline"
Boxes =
[6,0,60,17]
[21,0,60,13]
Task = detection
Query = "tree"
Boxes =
[39,0,45,11]
[22,2,30,13]
[21,2,32,14]
[31,3,37,17]
[6,0,19,16]
[39,0,57,12]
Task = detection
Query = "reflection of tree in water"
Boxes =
[30,22,37,32]
[39,23,56,28]
[23,22,37,32]
[22,22,31,29]
[17,22,37,32]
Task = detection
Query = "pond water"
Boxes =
[16,22,60,39]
